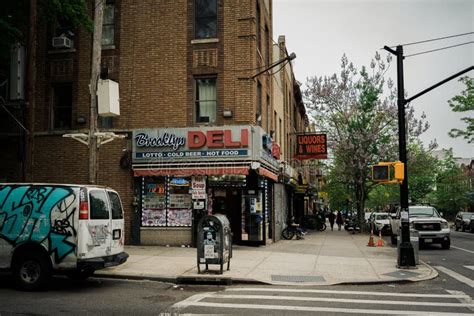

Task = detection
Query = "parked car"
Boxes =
[454,212,474,232]
[367,212,391,235]
[0,184,129,290]
[389,205,450,249]
[469,215,474,233]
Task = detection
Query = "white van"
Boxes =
[0,184,128,290]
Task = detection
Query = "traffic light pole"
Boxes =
[393,45,415,267]
[384,44,473,268]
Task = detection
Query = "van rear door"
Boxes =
[79,188,113,258]
[107,190,125,255]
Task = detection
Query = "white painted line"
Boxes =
[452,246,474,254]
[174,301,474,315]
[435,266,474,288]
[447,290,474,312]
[226,287,470,298]
[211,294,474,308]
[465,266,474,271]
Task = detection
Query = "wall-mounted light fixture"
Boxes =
[76,116,86,124]
[223,109,233,118]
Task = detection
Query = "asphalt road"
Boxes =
[0,229,472,315]
[418,229,474,295]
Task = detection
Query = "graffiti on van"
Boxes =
[0,185,77,263]
[88,224,110,246]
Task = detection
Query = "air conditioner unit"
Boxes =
[52,37,73,49]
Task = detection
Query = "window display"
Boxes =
[141,176,192,227]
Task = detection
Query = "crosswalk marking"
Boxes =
[435,266,474,288]
[225,287,471,298]
[452,246,474,254]
[210,293,474,307]
[465,265,474,271]
[174,300,474,315]
[172,288,474,315]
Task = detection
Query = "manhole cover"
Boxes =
[271,275,325,282]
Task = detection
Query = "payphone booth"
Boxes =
[197,214,232,274]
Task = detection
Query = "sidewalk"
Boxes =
[96,229,437,286]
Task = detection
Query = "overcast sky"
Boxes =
[273,0,473,158]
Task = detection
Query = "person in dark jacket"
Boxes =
[336,211,344,231]
[328,211,336,231]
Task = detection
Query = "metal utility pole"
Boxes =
[384,43,473,268]
[88,0,104,184]
[25,0,37,181]
[384,45,415,268]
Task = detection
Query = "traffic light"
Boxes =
[372,165,390,181]
[371,161,404,184]
[393,161,404,182]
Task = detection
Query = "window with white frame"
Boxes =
[195,0,217,39]
[195,78,217,123]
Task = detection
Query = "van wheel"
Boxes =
[13,252,51,291]
[66,269,94,281]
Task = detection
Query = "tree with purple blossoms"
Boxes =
[304,53,429,230]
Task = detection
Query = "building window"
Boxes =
[195,0,217,39]
[52,83,72,129]
[99,116,113,129]
[266,94,270,132]
[257,81,262,126]
[195,78,217,123]
[102,3,115,46]
[256,1,261,53]
[265,25,270,66]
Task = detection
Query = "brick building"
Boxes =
[0,0,309,246]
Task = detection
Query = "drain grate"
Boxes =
[271,275,325,282]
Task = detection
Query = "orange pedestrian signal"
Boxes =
[371,161,404,184]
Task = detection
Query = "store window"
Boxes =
[141,177,192,227]
[195,0,217,39]
[195,78,217,123]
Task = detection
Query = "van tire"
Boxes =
[13,251,52,291]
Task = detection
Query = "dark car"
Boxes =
[454,212,474,232]
[469,215,474,233]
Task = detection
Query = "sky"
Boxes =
[273,0,474,158]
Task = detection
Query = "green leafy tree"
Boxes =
[448,76,474,144]
[428,149,470,217]
[406,142,438,204]
[304,53,429,230]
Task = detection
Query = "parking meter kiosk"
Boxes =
[197,214,232,274]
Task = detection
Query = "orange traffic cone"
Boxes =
[377,230,384,247]
[367,230,375,247]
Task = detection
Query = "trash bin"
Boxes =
[197,214,232,274]
[397,232,419,265]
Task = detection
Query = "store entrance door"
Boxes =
[212,188,242,243]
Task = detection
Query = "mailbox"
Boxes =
[197,214,232,274]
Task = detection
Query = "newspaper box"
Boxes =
[197,214,232,274]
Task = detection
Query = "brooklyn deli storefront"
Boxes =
[132,125,280,246]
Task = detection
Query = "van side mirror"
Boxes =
[440,212,444,217]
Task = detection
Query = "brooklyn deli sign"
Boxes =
[295,133,328,160]
[132,126,252,162]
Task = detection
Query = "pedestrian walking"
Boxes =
[336,211,344,231]
[328,211,336,231]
